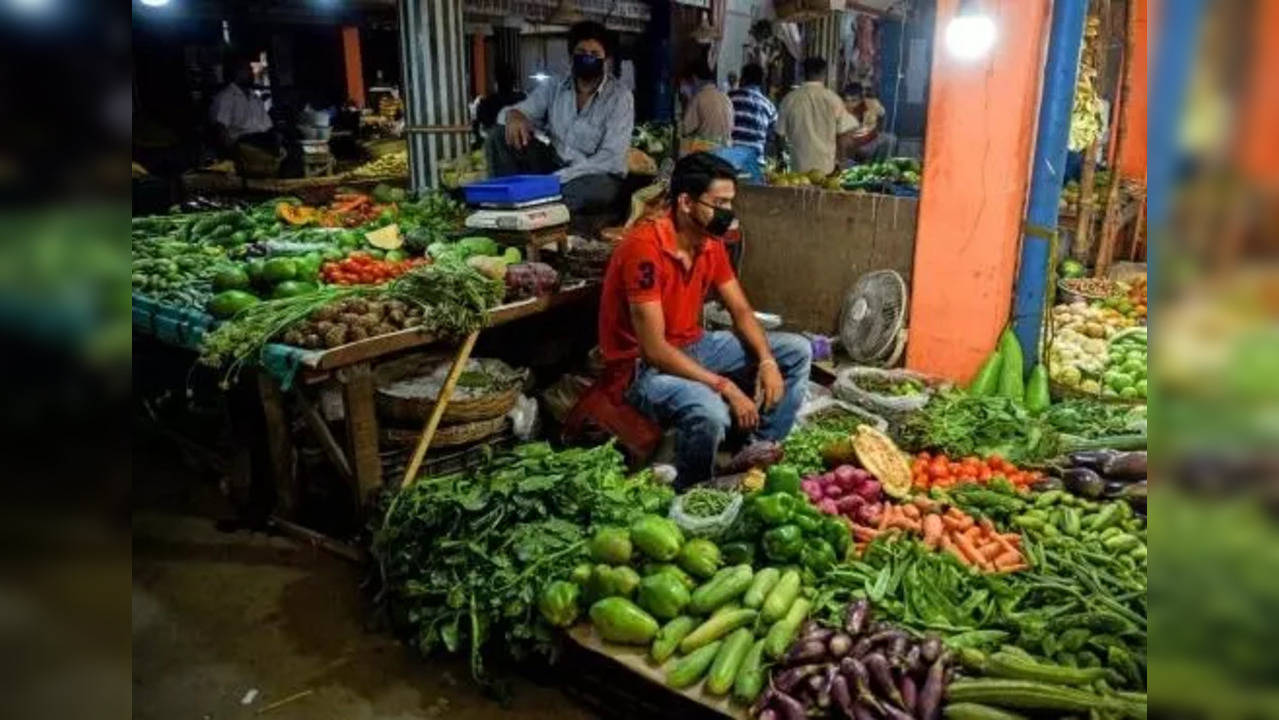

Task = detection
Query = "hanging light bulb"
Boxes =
[945,0,997,61]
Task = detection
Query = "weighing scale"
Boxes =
[464,202,571,232]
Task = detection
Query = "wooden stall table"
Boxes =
[259,282,600,524]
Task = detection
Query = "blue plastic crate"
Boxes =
[462,174,561,206]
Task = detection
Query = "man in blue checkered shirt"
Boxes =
[728,64,777,160]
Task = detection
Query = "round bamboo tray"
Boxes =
[377,385,518,424]
[380,416,507,449]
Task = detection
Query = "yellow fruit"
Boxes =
[850,426,912,498]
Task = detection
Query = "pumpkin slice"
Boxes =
[364,223,403,250]
[850,425,912,498]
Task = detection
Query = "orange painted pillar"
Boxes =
[1117,0,1147,180]
[1236,0,1279,184]
[904,0,1051,383]
[341,26,365,108]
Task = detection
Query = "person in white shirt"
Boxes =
[209,53,276,155]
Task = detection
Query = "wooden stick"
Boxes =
[400,330,481,489]
[256,689,313,714]
[1129,194,1146,260]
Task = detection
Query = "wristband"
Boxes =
[710,376,730,395]
[759,357,778,369]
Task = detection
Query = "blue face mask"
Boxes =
[571,53,604,81]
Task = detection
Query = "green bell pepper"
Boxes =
[761,524,804,562]
[538,580,581,627]
[821,517,852,557]
[764,464,802,495]
[631,514,684,561]
[677,538,723,579]
[637,572,692,620]
[792,511,820,533]
[720,541,756,566]
[753,493,796,526]
[800,538,837,575]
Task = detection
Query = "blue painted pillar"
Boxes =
[1011,0,1090,372]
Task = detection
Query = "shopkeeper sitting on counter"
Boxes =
[210,52,279,157]
[487,20,633,215]
[599,153,812,487]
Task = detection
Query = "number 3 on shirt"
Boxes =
[636,261,656,290]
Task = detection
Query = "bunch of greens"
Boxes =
[389,260,504,336]
[375,442,673,690]
[1042,400,1146,439]
[676,487,736,517]
[897,391,1060,464]
[398,192,466,254]
[783,410,877,475]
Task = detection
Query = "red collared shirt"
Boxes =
[598,214,736,363]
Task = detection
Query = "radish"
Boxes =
[818,498,839,515]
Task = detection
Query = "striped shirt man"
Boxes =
[728,85,777,156]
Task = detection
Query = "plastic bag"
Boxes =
[507,393,539,440]
[795,396,889,433]
[668,490,743,540]
[832,366,951,418]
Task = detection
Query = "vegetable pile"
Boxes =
[909,453,1043,493]
[375,442,673,688]
[898,394,1059,465]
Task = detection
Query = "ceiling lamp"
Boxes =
[547,1,586,25]
[945,0,997,61]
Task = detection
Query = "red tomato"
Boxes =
[929,458,950,478]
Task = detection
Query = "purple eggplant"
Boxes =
[1062,467,1106,499]
[881,704,915,720]
[829,632,854,658]
[816,665,839,709]
[898,675,917,714]
[845,599,871,635]
[852,703,879,720]
[902,645,923,675]
[798,626,836,647]
[785,639,830,666]
[916,657,946,720]
[1101,451,1147,479]
[843,658,887,714]
[852,629,907,657]
[1068,449,1119,472]
[758,710,778,720]
[776,663,825,694]
[887,635,909,662]
[864,653,905,708]
[919,634,943,664]
[831,674,856,719]
[770,691,807,720]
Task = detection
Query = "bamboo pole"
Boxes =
[1094,0,1138,277]
[400,330,480,489]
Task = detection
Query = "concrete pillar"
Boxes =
[398,0,469,191]
[341,26,365,108]
[904,0,1052,382]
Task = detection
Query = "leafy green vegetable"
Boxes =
[1041,401,1146,439]
[898,392,1060,464]
[375,442,673,692]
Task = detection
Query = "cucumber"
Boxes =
[945,679,1139,716]
[732,638,768,703]
[760,569,801,622]
[943,703,1029,720]
[679,608,758,654]
[710,601,741,619]
[742,567,780,609]
[651,616,698,663]
[705,628,754,695]
[688,564,754,614]
[763,597,812,659]
[666,640,723,689]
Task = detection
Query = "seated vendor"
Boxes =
[598,153,812,487]
[487,20,633,215]
[209,51,279,157]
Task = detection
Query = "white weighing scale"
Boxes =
[465,202,570,232]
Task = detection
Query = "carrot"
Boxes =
[913,496,938,512]
[921,514,944,549]
[979,541,1004,561]
[992,533,1020,557]
[854,525,880,542]
[1000,533,1022,546]
[993,550,1024,569]
[954,533,987,568]
[978,518,996,534]
[902,504,921,520]
[945,507,967,520]
[960,522,980,539]
[877,507,889,530]
[939,535,970,566]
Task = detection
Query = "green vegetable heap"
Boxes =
[375,442,672,689]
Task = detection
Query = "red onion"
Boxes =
[818,498,839,515]
[856,480,883,501]
[833,465,857,487]
[836,495,865,513]
[801,479,821,495]
[825,483,845,499]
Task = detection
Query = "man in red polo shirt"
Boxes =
[598,152,812,486]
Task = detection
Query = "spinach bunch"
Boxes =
[897,392,1060,464]
[375,442,673,691]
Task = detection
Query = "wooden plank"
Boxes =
[340,362,382,511]
[256,373,299,518]
[564,624,742,719]
[292,386,353,481]
[736,185,918,334]
[298,282,599,372]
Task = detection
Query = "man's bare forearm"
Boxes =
[727,304,774,365]
[641,340,724,390]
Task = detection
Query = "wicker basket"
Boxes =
[380,416,508,448]
[375,354,523,423]
[236,143,286,178]
[1049,379,1144,405]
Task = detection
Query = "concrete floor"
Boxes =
[132,444,596,720]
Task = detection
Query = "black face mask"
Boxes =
[571,53,604,81]
[696,200,735,237]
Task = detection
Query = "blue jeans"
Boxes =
[627,331,812,486]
